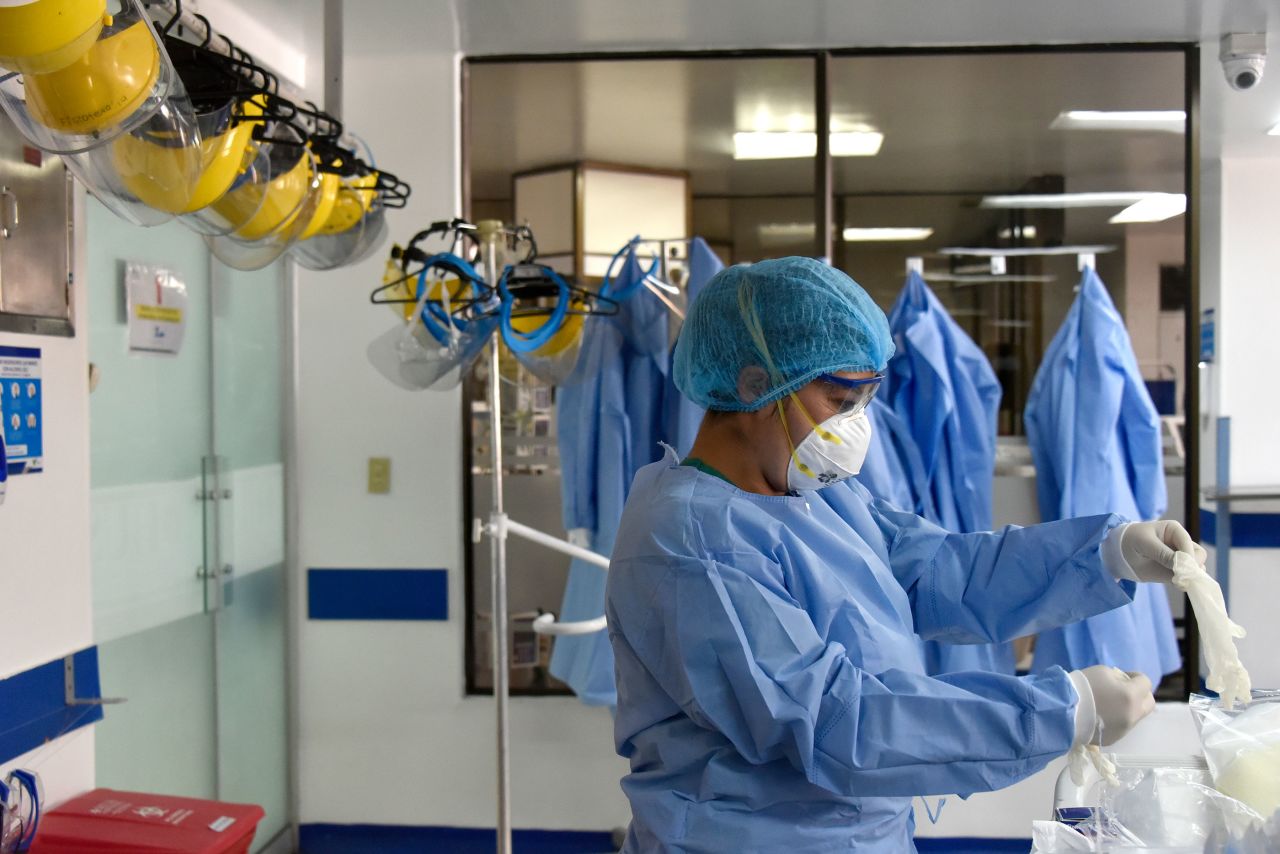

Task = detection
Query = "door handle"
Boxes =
[0,187,16,239]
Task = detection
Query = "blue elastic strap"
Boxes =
[497,265,570,353]
[414,252,485,346]
[819,372,885,389]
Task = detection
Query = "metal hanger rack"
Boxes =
[467,220,614,854]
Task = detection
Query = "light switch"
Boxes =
[368,457,391,494]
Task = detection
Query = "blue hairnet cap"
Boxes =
[673,256,893,411]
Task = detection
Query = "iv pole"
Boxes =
[477,220,513,854]
[473,220,614,853]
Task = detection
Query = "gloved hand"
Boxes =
[1104,520,1208,583]
[1069,666,1156,747]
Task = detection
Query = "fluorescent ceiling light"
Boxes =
[981,192,1161,209]
[1108,193,1187,223]
[830,131,885,156]
[925,273,1056,284]
[939,244,1115,257]
[758,222,816,245]
[997,225,1038,240]
[1268,121,1280,136]
[1050,110,1185,133]
[733,131,884,160]
[843,227,933,242]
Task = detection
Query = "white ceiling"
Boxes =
[217,0,1280,165]
[456,0,1255,55]
[452,0,1280,162]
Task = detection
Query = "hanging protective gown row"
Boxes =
[552,254,1180,706]
[551,238,725,703]
[1025,266,1182,685]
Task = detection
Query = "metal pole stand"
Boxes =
[475,220,512,854]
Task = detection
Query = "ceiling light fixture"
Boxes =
[733,131,884,160]
[1050,110,1186,133]
[997,225,1038,240]
[1268,121,1280,135]
[980,192,1173,209]
[757,222,817,245]
[1108,193,1187,223]
[939,244,1115,257]
[842,227,933,242]
[925,273,1056,284]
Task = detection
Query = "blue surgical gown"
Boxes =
[854,397,934,518]
[886,271,1013,675]
[1026,268,1181,686]
[664,238,723,457]
[553,241,718,705]
[607,450,1135,853]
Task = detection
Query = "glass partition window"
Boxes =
[463,47,1193,697]
[830,51,1187,436]
[465,56,815,693]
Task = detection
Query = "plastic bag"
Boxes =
[1098,761,1217,846]
[1051,754,1270,850]
[1204,810,1280,853]
[1031,819,1095,852]
[1191,690,1280,820]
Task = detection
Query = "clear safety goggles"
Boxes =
[814,372,883,417]
[0,769,41,854]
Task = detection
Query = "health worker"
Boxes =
[604,256,1204,853]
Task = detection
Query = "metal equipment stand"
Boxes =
[472,221,612,854]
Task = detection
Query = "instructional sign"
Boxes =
[0,345,43,475]
[126,262,188,356]
[1200,307,1216,363]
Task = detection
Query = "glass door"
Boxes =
[208,261,290,847]
[90,200,220,798]
[89,199,291,851]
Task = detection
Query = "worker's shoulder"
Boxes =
[613,458,707,559]
[613,458,786,565]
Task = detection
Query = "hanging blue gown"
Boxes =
[1026,267,1181,686]
[854,397,935,519]
[884,270,1014,675]
[665,238,724,457]
[552,239,721,705]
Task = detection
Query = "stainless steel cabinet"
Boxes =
[0,111,73,337]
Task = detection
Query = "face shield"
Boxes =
[368,253,498,390]
[0,0,206,225]
[182,133,273,235]
[497,263,587,385]
[203,140,325,270]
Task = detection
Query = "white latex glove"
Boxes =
[1069,665,1156,747]
[1104,520,1207,583]
[1171,551,1252,709]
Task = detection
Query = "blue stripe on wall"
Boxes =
[1201,509,1280,548]
[0,647,105,765]
[300,825,615,854]
[307,569,448,621]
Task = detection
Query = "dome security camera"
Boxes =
[1221,33,1267,91]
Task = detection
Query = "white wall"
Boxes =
[1205,157,1280,488]
[0,190,95,806]
[293,0,629,831]
[1124,221,1184,381]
